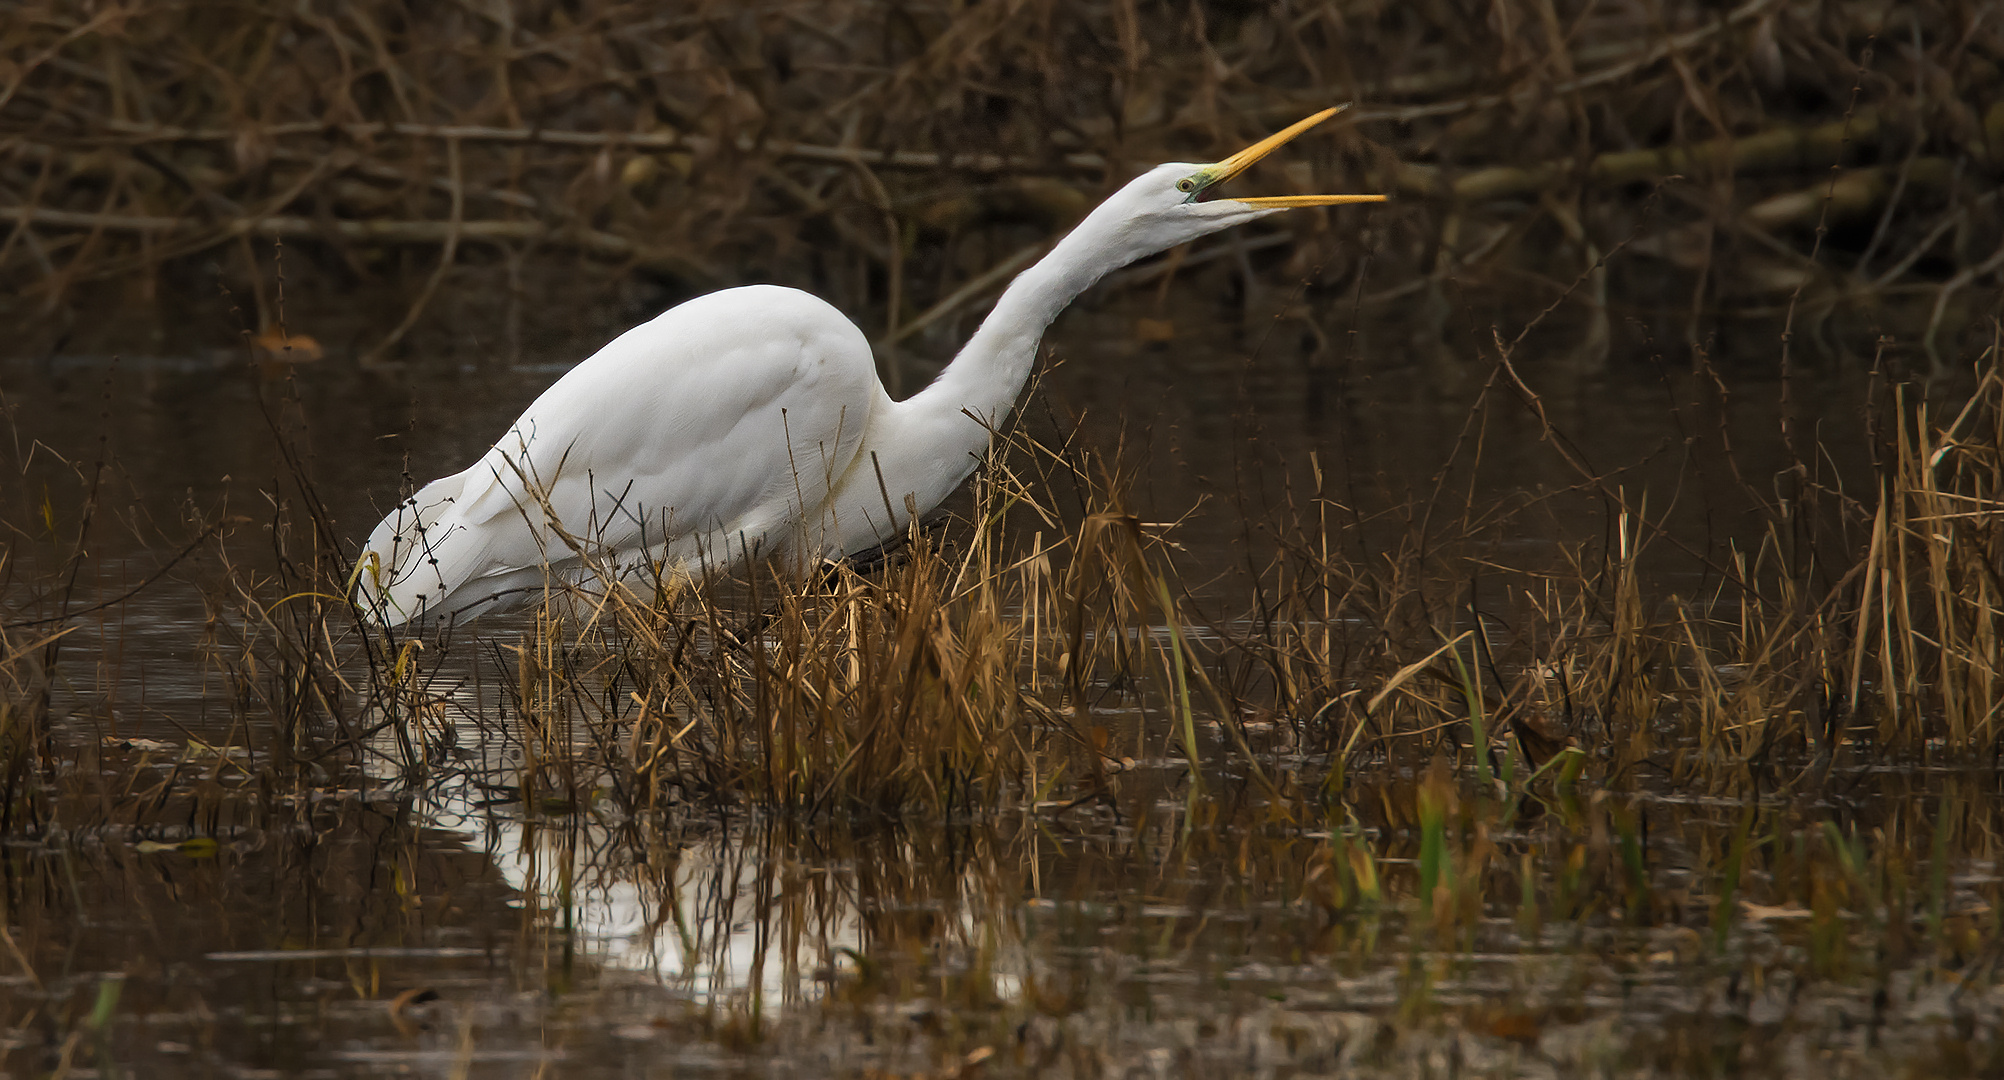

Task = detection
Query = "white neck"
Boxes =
[818,185,1260,556]
[904,211,1140,445]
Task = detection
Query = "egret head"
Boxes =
[1082,106,1385,263]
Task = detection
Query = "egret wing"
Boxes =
[361,285,881,621]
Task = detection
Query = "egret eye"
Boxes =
[1176,178,1197,193]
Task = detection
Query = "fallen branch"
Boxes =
[1742,157,1954,230]
[82,118,1113,177]
[55,1,1780,183]
[1630,160,1965,276]
[1409,111,1884,203]
[0,204,717,286]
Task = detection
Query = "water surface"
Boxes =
[2,282,1994,1078]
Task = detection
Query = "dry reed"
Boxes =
[3,338,2004,1078]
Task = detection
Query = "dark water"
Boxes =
[2,285,1997,1077]
[4,762,1998,1077]
[4,289,1898,736]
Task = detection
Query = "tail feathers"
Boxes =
[355,470,515,626]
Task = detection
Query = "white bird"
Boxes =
[356,108,1382,626]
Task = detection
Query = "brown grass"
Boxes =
[2,290,2002,1080]
[3,330,2000,836]
[310,336,2003,824]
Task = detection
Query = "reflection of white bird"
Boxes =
[358,108,1382,625]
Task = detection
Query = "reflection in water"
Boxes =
[405,711,1030,1010]
[422,790,870,1005]
[457,764,2004,1077]
[0,731,1999,1077]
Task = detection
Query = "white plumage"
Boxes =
[361,287,883,621]
[357,109,1381,625]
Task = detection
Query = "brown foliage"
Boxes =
[0,0,1999,362]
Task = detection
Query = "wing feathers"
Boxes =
[357,285,882,625]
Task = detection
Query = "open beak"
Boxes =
[1199,106,1385,208]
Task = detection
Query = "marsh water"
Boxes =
[3,284,1999,1079]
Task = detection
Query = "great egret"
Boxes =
[358,107,1382,626]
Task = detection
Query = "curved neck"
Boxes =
[904,214,1139,428]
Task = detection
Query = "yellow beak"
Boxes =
[1201,106,1386,207]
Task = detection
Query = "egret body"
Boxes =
[358,109,1381,625]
